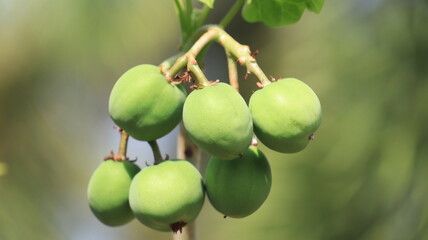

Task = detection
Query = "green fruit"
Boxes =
[129,160,205,232]
[249,78,322,153]
[183,83,253,160]
[109,64,186,141]
[87,160,141,226]
[205,146,271,218]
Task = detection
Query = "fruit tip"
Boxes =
[170,221,187,234]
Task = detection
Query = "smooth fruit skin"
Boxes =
[183,83,253,160]
[87,160,141,226]
[205,146,271,218]
[109,64,186,141]
[249,78,322,153]
[129,160,205,232]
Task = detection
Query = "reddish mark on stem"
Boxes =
[256,82,265,88]
[234,58,245,65]
[251,50,259,58]
[244,71,251,81]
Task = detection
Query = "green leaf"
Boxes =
[306,0,325,13]
[198,0,214,8]
[242,0,325,27]
[242,0,306,27]
[284,0,310,3]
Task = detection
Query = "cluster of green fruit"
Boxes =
[87,62,321,233]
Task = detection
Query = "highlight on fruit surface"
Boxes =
[129,160,205,233]
[205,146,272,218]
[182,82,253,160]
[87,160,141,226]
[249,78,322,153]
[109,64,187,141]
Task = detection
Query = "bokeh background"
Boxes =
[1,0,428,239]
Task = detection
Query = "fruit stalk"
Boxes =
[215,28,270,87]
[192,6,211,42]
[187,54,209,86]
[226,49,239,91]
[219,0,246,28]
[164,26,271,87]
[118,129,129,158]
[165,28,218,82]
[148,140,164,165]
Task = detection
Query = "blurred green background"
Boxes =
[1,0,428,239]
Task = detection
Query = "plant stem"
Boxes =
[118,129,129,157]
[184,0,193,40]
[175,124,202,240]
[174,0,187,45]
[195,5,212,30]
[164,28,218,83]
[181,25,213,51]
[148,140,163,165]
[160,53,183,73]
[219,0,245,28]
[226,50,239,91]
[185,0,193,20]
[165,26,271,87]
[215,29,270,86]
[187,54,210,86]
[189,0,244,64]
